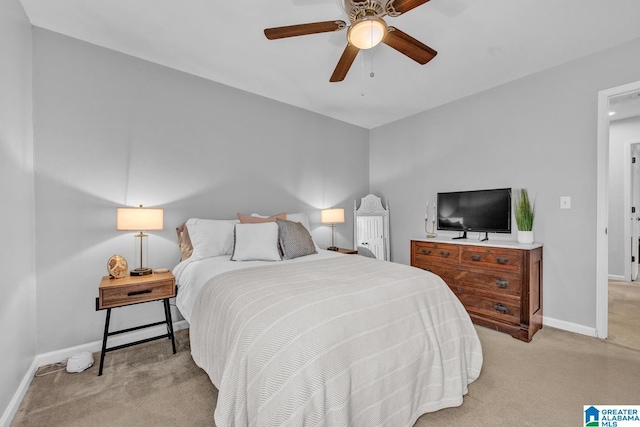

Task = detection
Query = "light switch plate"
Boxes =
[560,196,571,209]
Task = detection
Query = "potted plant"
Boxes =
[514,188,534,244]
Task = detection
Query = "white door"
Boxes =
[632,143,640,280]
[357,216,384,260]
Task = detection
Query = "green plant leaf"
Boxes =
[514,189,534,231]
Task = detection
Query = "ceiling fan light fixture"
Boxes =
[347,17,387,49]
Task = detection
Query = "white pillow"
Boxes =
[231,222,281,262]
[251,212,317,249]
[186,218,239,259]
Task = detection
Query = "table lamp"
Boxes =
[116,205,163,276]
[321,208,345,251]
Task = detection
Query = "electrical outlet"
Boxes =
[560,196,571,209]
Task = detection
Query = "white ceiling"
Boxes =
[19,0,640,129]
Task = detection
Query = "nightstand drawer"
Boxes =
[100,279,175,309]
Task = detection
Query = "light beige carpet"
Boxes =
[12,324,640,427]
[608,280,640,351]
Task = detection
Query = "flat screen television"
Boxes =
[437,188,511,240]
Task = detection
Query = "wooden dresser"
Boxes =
[411,239,543,342]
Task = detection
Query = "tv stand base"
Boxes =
[452,231,468,240]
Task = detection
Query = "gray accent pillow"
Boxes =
[276,218,317,260]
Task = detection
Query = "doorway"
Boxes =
[626,141,640,281]
[597,80,640,339]
[611,139,640,282]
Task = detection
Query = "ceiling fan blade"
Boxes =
[388,0,430,14]
[265,20,346,40]
[383,27,437,65]
[330,44,360,82]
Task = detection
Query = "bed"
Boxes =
[174,214,483,427]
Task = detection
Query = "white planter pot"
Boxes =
[517,230,534,244]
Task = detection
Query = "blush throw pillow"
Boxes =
[238,212,287,223]
[231,222,281,262]
[276,218,317,260]
[186,218,239,260]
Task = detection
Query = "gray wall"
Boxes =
[32,29,370,353]
[608,116,640,277]
[0,0,36,420]
[370,36,640,330]
[10,17,640,420]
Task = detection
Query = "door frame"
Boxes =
[597,80,640,339]
[623,140,640,281]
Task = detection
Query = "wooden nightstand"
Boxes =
[96,271,176,376]
[334,248,358,255]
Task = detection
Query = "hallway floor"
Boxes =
[608,279,640,351]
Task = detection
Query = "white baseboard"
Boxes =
[543,316,597,337]
[0,320,189,427]
[608,274,625,281]
[0,357,40,427]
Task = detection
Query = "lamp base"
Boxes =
[327,246,339,251]
[130,267,152,276]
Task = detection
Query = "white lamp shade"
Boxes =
[321,208,345,224]
[347,17,387,50]
[116,207,164,231]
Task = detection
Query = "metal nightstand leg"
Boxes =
[163,298,177,354]
[97,299,176,376]
[98,308,111,376]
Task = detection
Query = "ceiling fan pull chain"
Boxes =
[370,49,375,78]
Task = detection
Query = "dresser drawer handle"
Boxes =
[422,267,431,272]
[421,249,432,255]
[495,280,509,288]
[439,251,450,257]
[127,289,152,297]
[494,304,509,314]
[496,257,509,264]
[470,254,482,261]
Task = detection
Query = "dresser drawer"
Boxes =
[460,246,523,272]
[453,266,522,297]
[449,285,521,325]
[414,262,459,281]
[418,260,522,296]
[100,279,175,309]
[412,241,459,265]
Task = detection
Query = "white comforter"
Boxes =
[176,253,482,427]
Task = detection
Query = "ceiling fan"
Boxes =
[264,0,437,82]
